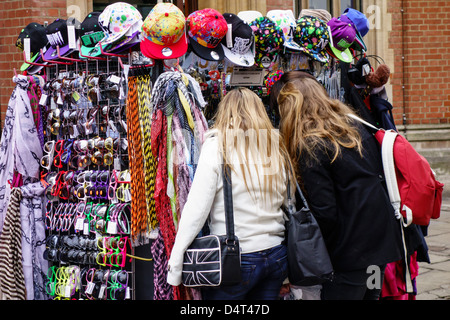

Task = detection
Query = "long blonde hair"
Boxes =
[212,87,293,201]
[277,77,362,177]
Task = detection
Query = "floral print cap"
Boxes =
[98,2,143,46]
[249,17,285,69]
[294,15,330,64]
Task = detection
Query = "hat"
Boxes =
[249,17,284,69]
[327,17,356,63]
[339,15,367,52]
[299,9,332,23]
[187,8,228,61]
[141,2,188,60]
[267,10,302,52]
[16,22,49,71]
[294,16,330,64]
[220,13,255,67]
[342,8,369,37]
[237,11,263,25]
[98,2,143,47]
[107,18,142,53]
[79,12,106,58]
[44,18,79,61]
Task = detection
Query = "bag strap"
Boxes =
[286,167,310,211]
[222,164,236,243]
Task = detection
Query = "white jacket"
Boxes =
[167,130,289,286]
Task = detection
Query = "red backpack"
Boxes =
[349,114,444,226]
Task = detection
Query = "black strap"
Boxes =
[222,164,236,242]
[286,168,310,211]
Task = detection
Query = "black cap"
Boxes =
[220,13,255,67]
[16,22,49,57]
[79,12,104,48]
[44,18,80,60]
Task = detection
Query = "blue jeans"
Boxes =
[202,244,288,300]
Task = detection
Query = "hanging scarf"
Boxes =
[151,230,173,300]
[0,188,25,300]
[19,181,48,300]
[0,75,42,234]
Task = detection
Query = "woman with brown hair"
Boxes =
[167,87,294,300]
[271,71,402,300]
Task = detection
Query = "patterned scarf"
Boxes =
[0,188,25,300]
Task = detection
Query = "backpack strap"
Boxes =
[349,114,415,293]
[380,130,413,227]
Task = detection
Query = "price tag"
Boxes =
[107,220,118,234]
[226,24,233,48]
[68,25,77,49]
[39,94,48,106]
[24,38,31,61]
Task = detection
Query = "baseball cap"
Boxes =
[187,9,228,61]
[220,13,255,67]
[267,10,302,52]
[79,12,106,58]
[250,17,285,69]
[339,15,367,52]
[342,8,369,36]
[141,2,188,60]
[107,18,142,53]
[294,16,330,64]
[299,9,332,23]
[237,11,263,25]
[44,18,80,61]
[98,2,143,47]
[16,22,49,71]
[327,17,356,63]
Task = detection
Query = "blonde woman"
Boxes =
[272,72,402,300]
[167,87,293,300]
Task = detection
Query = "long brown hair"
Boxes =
[212,87,294,202]
[277,76,363,177]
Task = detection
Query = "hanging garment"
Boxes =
[0,75,43,234]
[19,181,48,300]
[0,188,25,300]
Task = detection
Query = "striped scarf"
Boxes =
[0,188,26,300]
[126,76,147,242]
[137,75,158,231]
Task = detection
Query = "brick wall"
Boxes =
[388,0,450,126]
[0,0,67,124]
[265,0,294,13]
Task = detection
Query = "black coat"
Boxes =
[298,123,403,272]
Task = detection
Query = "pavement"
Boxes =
[416,199,450,300]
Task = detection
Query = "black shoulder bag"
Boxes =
[286,177,334,286]
[182,165,241,287]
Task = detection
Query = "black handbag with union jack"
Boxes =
[182,165,241,287]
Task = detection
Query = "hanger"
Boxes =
[40,48,72,65]
[78,42,107,61]
[23,51,47,67]
[99,41,128,58]
[57,45,84,63]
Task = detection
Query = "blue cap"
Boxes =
[343,8,369,37]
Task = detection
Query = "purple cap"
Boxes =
[327,17,356,51]
[339,15,367,52]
